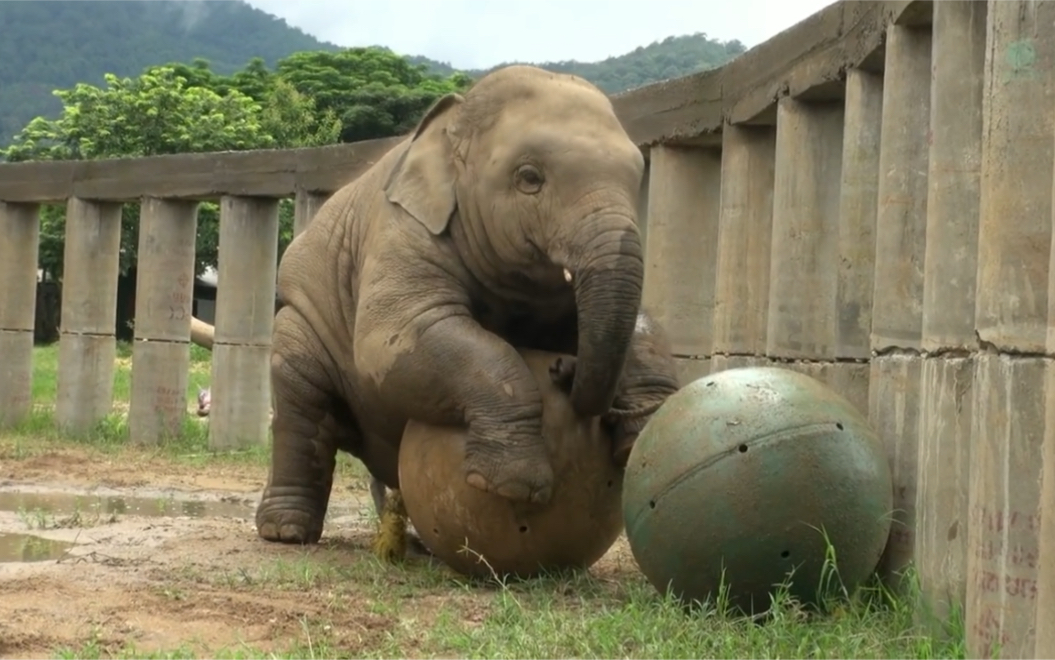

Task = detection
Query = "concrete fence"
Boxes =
[0,0,1052,656]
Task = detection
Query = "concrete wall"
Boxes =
[0,1,1053,657]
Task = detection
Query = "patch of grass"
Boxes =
[55,551,968,659]
[28,341,212,409]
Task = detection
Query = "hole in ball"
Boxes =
[433,528,439,535]
[649,500,656,509]
[607,480,613,488]
[836,422,844,431]
[738,444,748,453]
[781,550,790,559]
[518,525,528,534]
[706,381,717,388]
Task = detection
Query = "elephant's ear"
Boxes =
[384,93,464,235]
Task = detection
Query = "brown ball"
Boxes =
[397,349,625,579]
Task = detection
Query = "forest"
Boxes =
[0,0,746,145]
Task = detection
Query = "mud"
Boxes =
[0,445,641,658]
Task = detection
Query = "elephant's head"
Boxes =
[384,65,646,418]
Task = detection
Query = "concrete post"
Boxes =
[642,145,722,377]
[836,69,883,362]
[868,23,933,586]
[128,199,199,445]
[711,124,775,376]
[55,198,122,433]
[0,202,40,428]
[637,159,650,257]
[209,196,280,451]
[967,1,1055,656]
[767,98,843,361]
[916,0,986,632]
[293,189,329,238]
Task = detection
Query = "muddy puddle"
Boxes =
[0,482,259,563]
[0,532,74,563]
[0,489,256,520]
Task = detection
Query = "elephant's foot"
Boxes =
[463,439,555,504]
[256,486,326,544]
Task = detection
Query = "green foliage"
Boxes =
[1,65,334,278]
[0,0,341,144]
[276,49,472,143]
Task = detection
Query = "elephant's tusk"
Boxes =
[563,268,573,284]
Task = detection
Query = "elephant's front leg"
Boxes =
[551,309,680,467]
[256,309,344,544]
[358,312,554,504]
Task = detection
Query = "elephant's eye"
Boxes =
[514,164,545,194]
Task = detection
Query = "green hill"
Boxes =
[0,0,746,145]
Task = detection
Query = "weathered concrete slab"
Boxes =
[921,1,985,352]
[869,353,922,584]
[966,354,1045,659]
[836,69,883,360]
[642,145,722,357]
[976,1,1055,354]
[209,197,280,451]
[778,361,871,418]
[0,331,34,428]
[712,125,775,356]
[129,340,191,444]
[209,344,272,451]
[293,189,330,238]
[1037,361,1055,658]
[0,202,39,428]
[636,162,650,254]
[59,198,122,335]
[871,24,932,351]
[916,356,973,631]
[133,199,198,343]
[673,357,712,388]
[709,355,771,376]
[767,98,843,360]
[55,334,116,434]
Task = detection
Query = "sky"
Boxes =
[242,0,837,70]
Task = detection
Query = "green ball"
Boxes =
[622,366,892,615]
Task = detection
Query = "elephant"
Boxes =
[256,64,681,546]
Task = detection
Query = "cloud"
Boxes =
[244,0,836,70]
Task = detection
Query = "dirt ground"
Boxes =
[0,446,641,659]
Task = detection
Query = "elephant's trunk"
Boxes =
[562,215,644,417]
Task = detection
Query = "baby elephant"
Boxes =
[256,64,680,546]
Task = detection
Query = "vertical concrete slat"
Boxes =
[968,356,1046,659]
[836,69,883,361]
[0,202,40,427]
[869,23,934,586]
[967,1,1055,656]
[712,124,775,360]
[128,198,199,445]
[766,98,844,360]
[637,159,650,257]
[977,1,1054,354]
[209,196,280,451]
[55,198,122,433]
[916,0,986,631]
[1039,367,1055,657]
[642,145,722,359]
[293,189,329,238]
[871,25,934,585]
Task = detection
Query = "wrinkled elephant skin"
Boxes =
[255,65,681,545]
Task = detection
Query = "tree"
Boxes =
[1,65,340,279]
[275,48,472,143]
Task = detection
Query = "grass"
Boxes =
[1,342,969,659]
